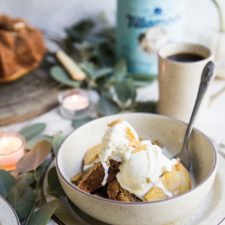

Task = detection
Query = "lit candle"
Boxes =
[62,92,89,111]
[58,89,91,119]
[0,132,25,171]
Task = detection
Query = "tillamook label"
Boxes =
[116,0,185,76]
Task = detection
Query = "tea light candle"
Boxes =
[62,92,89,111]
[58,89,92,119]
[0,132,25,171]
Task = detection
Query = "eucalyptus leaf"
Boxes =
[72,116,94,129]
[18,161,50,186]
[128,73,156,81]
[66,19,95,42]
[130,74,156,87]
[80,62,95,77]
[114,80,137,104]
[26,199,59,225]
[17,140,52,173]
[18,172,36,186]
[19,123,46,141]
[50,66,80,88]
[97,97,119,116]
[132,80,151,88]
[48,167,65,197]
[52,134,65,155]
[85,34,108,44]
[0,170,16,197]
[7,181,35,220]
[101,90,113,99]
[113,59,127,81]
[93,67,113,79]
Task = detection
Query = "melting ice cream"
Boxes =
[99,119,178,199]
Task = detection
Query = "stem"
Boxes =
[212,0,225,32]
[24,170,39,225]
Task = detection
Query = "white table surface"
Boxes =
[3,79,225,143]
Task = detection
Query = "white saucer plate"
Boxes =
[0,196,20,225]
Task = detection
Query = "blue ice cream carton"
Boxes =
[116,0,185,76]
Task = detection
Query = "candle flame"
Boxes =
[0,137,9,147]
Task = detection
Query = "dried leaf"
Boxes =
[0,170,16,197]
[19,123,46,141]
[26,199,59,225]
[72,116,94,129]
[17,140,52,173]
[97,97,119,116]
[26,134,53,150]
[50,66,80,88]
[48,167,65,197]
[52,134,65,155]
[7,181,35,220]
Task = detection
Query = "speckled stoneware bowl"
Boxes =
[56,113,217,225]
[0,196,20,225]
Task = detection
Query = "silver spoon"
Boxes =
[175,61,215,170]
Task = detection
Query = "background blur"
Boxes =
[1,0,224,42]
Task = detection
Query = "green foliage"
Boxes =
[19,123,46,141]
[7,181,35,220]
[52,134,65,155]
[113,59,127,81]
[50,66,80,88]
[65,19,95,42]
[72,116,94,129]
[26,200,59,225]
[97,97,120,116]
[134,101,157,113]
[50,19,156,113]
[47,167,65,197]
[114,80,136,104]
[0,170,16,197]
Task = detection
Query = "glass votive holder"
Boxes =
[58,89,95,120]
[0,132,25,171]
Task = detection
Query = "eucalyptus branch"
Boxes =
[212,0,225,32]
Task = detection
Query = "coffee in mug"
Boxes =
[158,43,213,124]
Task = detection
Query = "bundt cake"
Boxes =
[0,15,46,82]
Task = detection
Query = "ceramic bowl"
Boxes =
[56,113,217,225]
[0,196,20,225]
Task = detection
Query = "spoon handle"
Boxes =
[182,61,215,148]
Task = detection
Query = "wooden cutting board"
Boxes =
[0,60,61,126]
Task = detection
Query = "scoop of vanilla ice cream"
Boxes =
[99,120,139,185]
[100,120,138,163]
[116,140,177,199]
